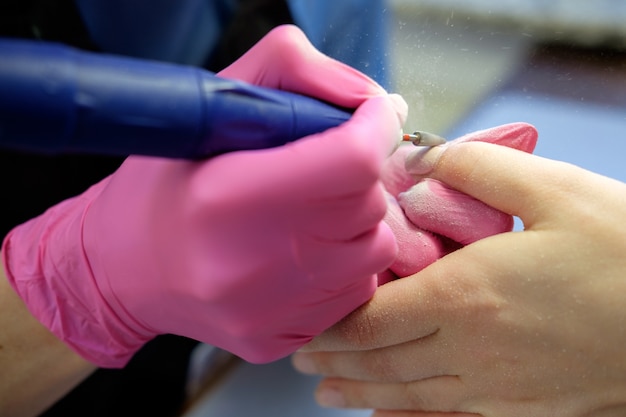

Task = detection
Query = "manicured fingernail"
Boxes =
[317,387,346,408]
[292,353,317,374]
[404,144,447,175]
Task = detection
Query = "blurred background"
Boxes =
[390,0,626,133]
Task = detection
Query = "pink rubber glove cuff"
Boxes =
[2,180,152,367]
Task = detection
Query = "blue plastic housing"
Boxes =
[0,38,351,159]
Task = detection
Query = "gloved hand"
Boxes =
[378,122,538,283]
[1,25,405,367]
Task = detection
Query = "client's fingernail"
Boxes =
[292,353,317,374]
[317,387,346,408]
[404,144,447,175]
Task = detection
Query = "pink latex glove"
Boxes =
[378,122,538,283]
[1,25,406,367]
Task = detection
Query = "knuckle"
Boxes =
[262,25,309,72]
[265,24,305,48]
[333,307,382,350]
[404,381,440,410]
[344,135,382,183]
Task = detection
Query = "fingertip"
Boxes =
[266,23,307,41]
[316,385,347,408]
[291,352,318,374]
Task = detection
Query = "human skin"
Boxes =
[292,140,626,417]
[0,261,97,417]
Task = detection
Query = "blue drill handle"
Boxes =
[0,38,352,159]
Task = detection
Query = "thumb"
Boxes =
[406,138,554,227]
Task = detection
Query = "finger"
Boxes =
[399,179,513,245]
[293,331,452,383]
[407,141,586,227]
[402,123,554,225]
[402,142,570,226]
[298,272,448,352]
[315,376,472,414]
[300,183,387,241]
[405,122,538,178]
[218,25,386,107]
[299,230,516,353]
[372,410,480,417]
[294,222,397,289]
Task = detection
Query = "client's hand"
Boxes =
[293,130,626,417]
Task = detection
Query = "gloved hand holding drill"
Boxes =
[1,25,405,367]
[2,24,537,370]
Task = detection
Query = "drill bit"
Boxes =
[402,131,447,147]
